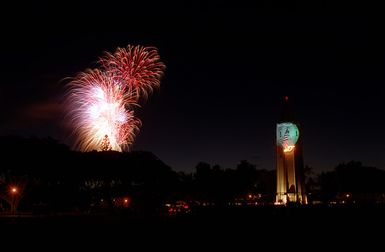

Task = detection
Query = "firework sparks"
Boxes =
[66,69,140,152]
[66,45,164,152]
[99,45,166,99]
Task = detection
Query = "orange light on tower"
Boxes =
[283,145,295,153]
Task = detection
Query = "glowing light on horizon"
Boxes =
[11,187,17,194]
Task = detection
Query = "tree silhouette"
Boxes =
[1,136,385,213]
[235,160,258,195]
[316,161,385,203]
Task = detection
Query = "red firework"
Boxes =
[99,45,166,99]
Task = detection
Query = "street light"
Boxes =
[11,187,17,194]
[9,186,18,214]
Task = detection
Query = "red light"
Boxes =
[183,205,189,209]
[285,96,289,101]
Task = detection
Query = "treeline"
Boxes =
[0,136,384,214]
[312,161,385,203]
[0,136,275,213]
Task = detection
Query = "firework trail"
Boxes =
[99,45,166,100]
[66,69,141,152]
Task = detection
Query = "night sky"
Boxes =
[1,3,384,172]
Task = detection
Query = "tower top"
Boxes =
[279,96,296,123]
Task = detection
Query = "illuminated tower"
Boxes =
[276,97,307,205]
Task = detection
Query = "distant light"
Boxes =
[124,199,128,203]
[248,194,253,198]
[346,194,350,198]
[11,187,17,194]
[285,96,289,101]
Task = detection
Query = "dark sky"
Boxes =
[1,3,384,172]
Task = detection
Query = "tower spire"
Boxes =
[279,96,296,123]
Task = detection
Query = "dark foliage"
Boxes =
[1,136,384,215]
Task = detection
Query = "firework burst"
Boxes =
[99,45,166,99]
[66,69,141,152]
[66,45,165,152]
